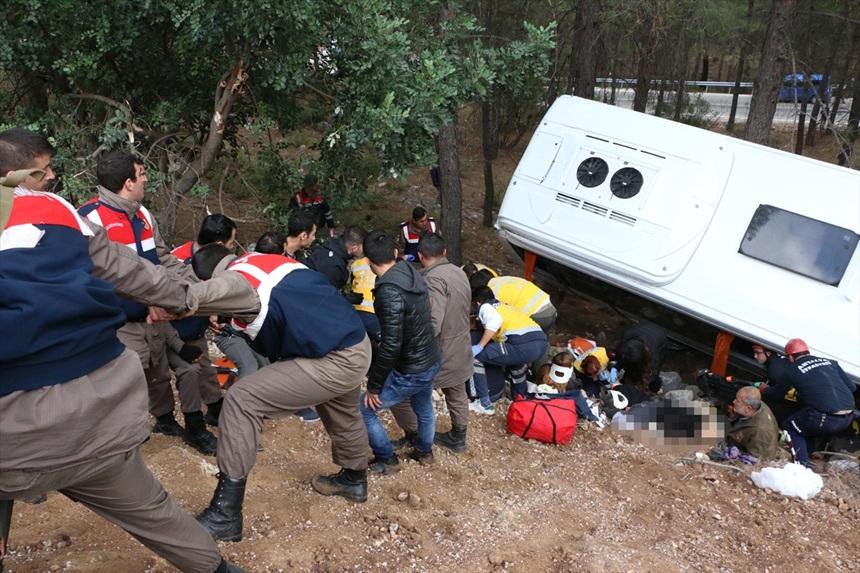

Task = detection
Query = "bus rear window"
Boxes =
[739,205,859,285]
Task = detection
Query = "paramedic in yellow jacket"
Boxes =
[470,286,547,412]
[350,256,380,342]
[469,270,556,334]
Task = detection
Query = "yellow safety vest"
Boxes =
[350,257,376,313]
[490,302,542,343]
[489,276,550,316]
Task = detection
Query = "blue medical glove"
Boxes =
[472,344,483,358]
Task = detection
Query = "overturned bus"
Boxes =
[496,95,860,387]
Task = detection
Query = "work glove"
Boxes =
[178,344,204,364]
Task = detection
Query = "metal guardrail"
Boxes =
[596,78,754,93]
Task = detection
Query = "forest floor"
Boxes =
[4,116,860,573]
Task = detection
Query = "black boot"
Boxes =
[311,468,368,503]
[434,426,467,452]
[152,412,185,437]
[390,431,417,450]
[204,398,224,427]
[183,411,218,456]
[196,473,246,542]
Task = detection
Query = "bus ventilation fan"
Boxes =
[610,167,643,198]
[576,157,609,188]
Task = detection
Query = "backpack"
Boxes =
[507,397,578,445]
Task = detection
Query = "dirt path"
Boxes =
[5,123,859,573]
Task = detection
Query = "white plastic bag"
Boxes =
[750,462,823,500]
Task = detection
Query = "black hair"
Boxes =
[461,263,478,278]
[412,205,427,220]
[287,210,316,237]
[342,225,367,249]
[620,338,654,390]
[97,150,143,193]
[469,269,493,291]
[363,230,397,265]
[303,173,319,188]
[0,128,55,174]
[254,231,286,255]
[197,214,237,246]
[192,243,233,281]
[472,285,496,306]
[418,231,445,258]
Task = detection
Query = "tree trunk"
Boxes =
[481,99,499,228]
[437,112,464,265]
[572,0,601,100]
[795,84,808,155]
[745,0,796,145]
[655,78,666,116]
[728,0,755,133]
[700,53,709,82]
[633,39,655,114]
[837,70,860,167]
[158,61,247,244]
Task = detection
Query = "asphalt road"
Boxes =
[596,88,853,127]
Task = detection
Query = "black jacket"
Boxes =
[367,260,439,394]
[615,322,668,392]
[304,236,349,289]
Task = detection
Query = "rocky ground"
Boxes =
[4,120,859,572]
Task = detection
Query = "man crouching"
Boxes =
[188,244,372,542]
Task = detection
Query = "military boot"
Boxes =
[196,473,246,542]
[183,411,218,456]
[311,468,368,503]
[152,412,185,437]
[204,397,224,427]
[434,425,467,452]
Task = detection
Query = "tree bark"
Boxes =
[437,112,464,265]
[745,0,796,145]
[159,61,247,244]
[728,0,755,133]
[481,99,498,228]
[572,0,601,100]
[837,70,860,167]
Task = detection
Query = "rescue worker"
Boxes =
[469,270,557,334]
[187,244,373,542]
[78,151,204,448]
[0,127,244,573]
[761,338,857,467]
[288,173,335,236]
[398,205,437,261]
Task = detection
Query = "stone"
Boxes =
[660,371,684,392]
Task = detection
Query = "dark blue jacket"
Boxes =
[2,193,124,393]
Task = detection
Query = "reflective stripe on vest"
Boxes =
[350,257,376,313]
[2,189,93,251]
[399,218,437,245]
[81,201,157,260]
[492,302,542,342]
[489,276,550,316]
[227,252,306,339]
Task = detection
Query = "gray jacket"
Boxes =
[421,257,473,388]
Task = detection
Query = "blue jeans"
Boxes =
[474,338,547,401]
[360,361,441,458]
[783,406,854,465]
